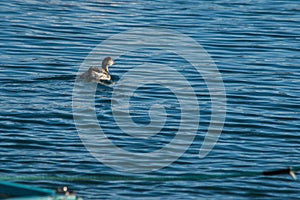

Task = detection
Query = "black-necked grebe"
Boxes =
[80,57,114,82]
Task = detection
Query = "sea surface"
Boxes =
[1,0,300,199]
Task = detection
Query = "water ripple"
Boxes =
[1,0,300,199]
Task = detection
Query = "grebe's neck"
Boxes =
[102,65,109,72]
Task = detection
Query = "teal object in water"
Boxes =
[0,181,82,200]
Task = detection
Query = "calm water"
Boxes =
[1,0,300,199]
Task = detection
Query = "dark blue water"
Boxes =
[1,0,300,199]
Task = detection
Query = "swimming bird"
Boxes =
[80,57,114,82]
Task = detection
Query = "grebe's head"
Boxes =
[102,57,114,70]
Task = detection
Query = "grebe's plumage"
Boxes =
[80,57,114,82]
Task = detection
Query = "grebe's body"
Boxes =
[80,57,114,82]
